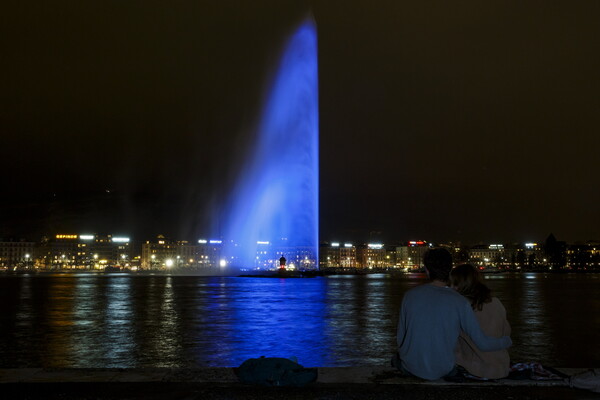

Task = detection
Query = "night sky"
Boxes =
[2,1,599,244]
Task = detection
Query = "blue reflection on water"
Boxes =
[191,277,329,367]
[1,274,599,368]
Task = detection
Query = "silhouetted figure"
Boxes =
[279,255,286,271]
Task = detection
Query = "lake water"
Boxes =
[0,273,598,368]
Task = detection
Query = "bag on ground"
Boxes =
[236,356,318,387]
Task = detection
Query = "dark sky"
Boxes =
[1,1,599,244]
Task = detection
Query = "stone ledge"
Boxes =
[0,367,586,386]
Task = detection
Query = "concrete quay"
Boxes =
[1,367,598,400]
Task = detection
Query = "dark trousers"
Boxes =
[391,352,459,379]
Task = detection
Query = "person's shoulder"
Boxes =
[408,284,467,302]
[441,286,471,303]
[403,284,433,300]
[489,296,507,310]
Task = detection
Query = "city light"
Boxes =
[257,241,270,245]
[368,243,384,249]
[210,240,222,244]
[79,235,94,240]
[165,259,174,268]
[219,259,227,267]
[198,239,208,244]
[331,242,340,247]
[112,237,130,243]
[56,234,77,239]
[344,243,353,247]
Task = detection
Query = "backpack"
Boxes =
[235,356,318,387]
[568,368,600,393]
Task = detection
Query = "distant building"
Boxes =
[357,243,387,269]
[566,243,600,271]
[141,236,227,270]
[469,244,505,269]
[37,234,80,269]
[141,235,178,270]
[319,242,358,269]
[396,241,430,270]
[320,242,342,269]
[34,234,134,270]
[339,243,359,268]
[0,239,35,269]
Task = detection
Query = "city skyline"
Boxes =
[3,230,598,273]
[0,227,583,247]
[2,1,599,244]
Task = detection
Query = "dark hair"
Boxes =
[423,248,453,282]
[449,264,492,311]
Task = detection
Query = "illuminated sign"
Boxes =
[344,243,353,248]
[79,235,94,240]
[525,243,537,249]
[409,241,426,246]
[368,243,384,249]
[331,242,340,247]
[257,241,270,245]
[112,237,130,243]
[198,239,208,244]
[209,240,222,244]
[56,234,77,239]
[489,244,504,249]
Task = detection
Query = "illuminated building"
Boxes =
[339,243,358,269]
[318,242,358,270]
[35,234,133,270]
[468,244,506,269]
[566,243,600,271]
[37,234,80,269]
[141,235,177,270]
[0,239,36,269]
[396,241,429,270]
[357,243,387,269]
[319,242,341,269]
[141,236,223,270]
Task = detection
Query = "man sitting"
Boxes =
[395,248,512,380]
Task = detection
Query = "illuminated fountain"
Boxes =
[219,19,319,270]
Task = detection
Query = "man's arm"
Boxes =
[459,302,512,352]
[396,299,407,348]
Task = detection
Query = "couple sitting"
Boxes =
[394,248,511,380]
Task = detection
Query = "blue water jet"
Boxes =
[219,19,319,270]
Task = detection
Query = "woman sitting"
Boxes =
[450,264,511,379]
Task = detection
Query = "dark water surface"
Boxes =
[0,273,598,368]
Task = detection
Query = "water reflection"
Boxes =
[0,273,598,367]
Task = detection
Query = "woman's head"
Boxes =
[450,264,492,311]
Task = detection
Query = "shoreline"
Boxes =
[2,269,600,277]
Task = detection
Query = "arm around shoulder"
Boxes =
[460,301,512,352]
[495,297,512,337]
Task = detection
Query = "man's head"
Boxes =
[423,248,453,282]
